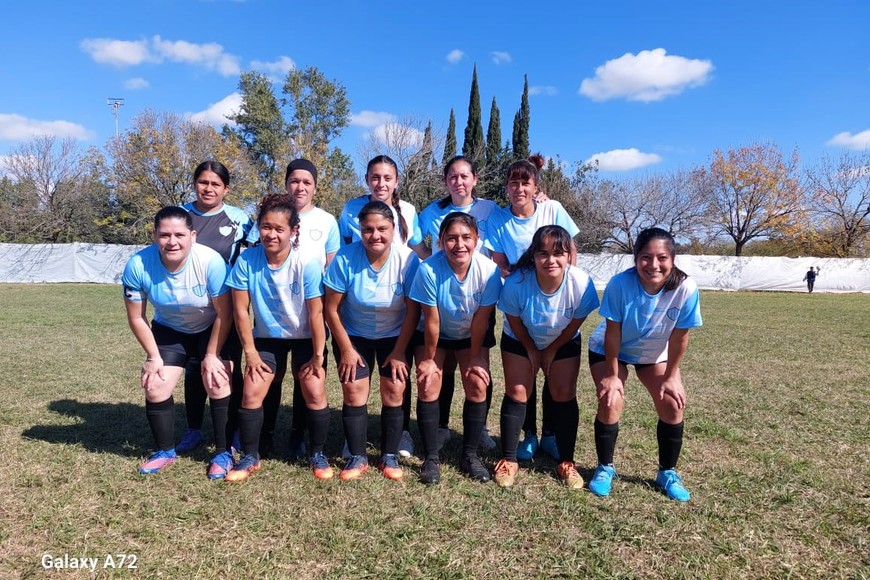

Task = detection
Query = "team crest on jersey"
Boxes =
[393,282,403,296]
[667,307,680,321]
[193,284,207,297]
[291,281,301,295]
[563,308,574,320]
[219,225,233,237]
[309,229,323,241]
[473,291,482,304]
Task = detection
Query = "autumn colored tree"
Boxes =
[708,143,805,256]
[805,151,870,257]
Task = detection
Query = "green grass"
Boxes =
[1,285,868,578]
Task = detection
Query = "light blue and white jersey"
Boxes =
[323,242,419,339]
[246,205,340,269]
[182,202,253,265]
[499,265,600,350]
[226,245,324,339]
[122,243,229,334]
[338,195,423,247]
[483,200,579,266]
[409,252,502,340]
[588,268,702,365]
[418,197,500,256]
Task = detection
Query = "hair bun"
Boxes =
[528,153,545,171]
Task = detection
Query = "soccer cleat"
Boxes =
[398,430,414,458]
[287,436,307,462]
[437,427,451,450]
[225,454,261,482]
[341,440,351,460]
[516,432,539,461]
[479,426,497,450]
[656,469,691,502]
[138,449,176,475]
[420,458,441,485]
[494,459,519,488]
[556,461,584,490]
[207,451,235,480]
[230,430,242,455]
[340,454,369,481]
[460,455,490,483]
[379,454,403,481]
[588,464,618,497]
[310,452,334,480]
[175,428,204,453]
[539,434,560,461]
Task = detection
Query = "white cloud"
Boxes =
[188,93,242,126]
[0,113,90,141]
[124,77,149,90]
[371,122,424,148]
[529,85,558,96]
[446,49,464,64]
[579,48,713,102]
[492,51,512,65]
[351,110,395,127]
[826,130,870,150]
[585,148,662,171]
[250,56,296,77]
[80,38,151,66]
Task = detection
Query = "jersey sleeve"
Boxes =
[245,223,260,245]
[575,276,601,319]
[226,253,251,291]
[479,264,503,307]
[409,260,438,306]
[303,259,324,299]
[598,277,625,323]
[553,202,580,237]
[675,285,703,329]
[497,273,523,317]
[407,211,424,246]
[483,215,505,254]
[121,254,146,302]
[338,203,353,244]
[402,253,421,296]
[206,251,231,297]
[322,251,349,293]
[324,219,341,255]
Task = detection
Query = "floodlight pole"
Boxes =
[106,98,126,138]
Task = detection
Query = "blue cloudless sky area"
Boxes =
[2,0,868,178]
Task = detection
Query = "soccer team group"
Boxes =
[122,153,702,502]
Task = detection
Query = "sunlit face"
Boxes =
[534,236,570,282]
[366,163,398,203]
[635,239,674,294]
[506,173,537,211]
[193,170,228,212]
[445,160,478,205]
[285,170,317,212]
[154,217,195,269]
[360,213,395,257]
[440,221,478,270]
[258,210,295,255]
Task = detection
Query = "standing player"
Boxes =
[122,207,233,477]
[586,227,702,502]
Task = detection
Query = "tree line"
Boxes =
[1,65,867,257]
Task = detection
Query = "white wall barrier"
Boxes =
[1,243,868,292]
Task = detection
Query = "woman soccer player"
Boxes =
[586,227,702,502]
[493,225,599,489]
[324,201,420,481]
[177,161,252,460]
[122,206,233,477]
[224,193,332,482]
[485,154,580,462]
[411,212,502,484]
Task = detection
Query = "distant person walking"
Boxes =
[803,266,817,293]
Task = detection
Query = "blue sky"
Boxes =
[2,0,868,178]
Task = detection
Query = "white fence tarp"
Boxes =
[1,243,869,293]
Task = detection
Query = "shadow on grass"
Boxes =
[21,398,196,457]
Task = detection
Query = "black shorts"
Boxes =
[409,310,497,351]
[185,323,243,373]
[254,337,326,374]
[151,320,212,367]
[331,335,401,381]
[587,350,657,370]
[500,332,583,361]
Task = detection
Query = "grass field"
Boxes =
[0,284,868,579]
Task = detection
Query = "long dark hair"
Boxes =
[438,155,478,209]
[633,227,686,292]
[511,225,573,275]
[366,155,409,243]
[193,160,230,187]
[257,193,301,249]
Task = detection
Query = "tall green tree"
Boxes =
[442,108,457,165]
[485,96,502,168]
[512,75,530,160]
[462,65,485,164]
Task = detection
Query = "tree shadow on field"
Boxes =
[21,398,195,457]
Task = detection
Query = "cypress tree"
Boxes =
[485,96,502,169]
[442,108,457,165]
[512,74,530,160]
[462,64,485,164]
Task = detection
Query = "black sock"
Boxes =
[522,383,537,434]
[381,405,403,456]
[541,379,555,436]
[500,395,526,462]
[237,406,263,459]
[343,404,368,456]
[209,395,230,452]
[183,368,206,429]
[262,378,282,441]
[145,396,175,451]
[594,418,620,466]
[462,400,487,459]
[307,406,330,456]
[417,399,440,461]
[226,374,243,448]
[291,377,307,441]
[552,398,579,463]
[402,377,412,432]
[439,370,456,429]
[657,420,684,470]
